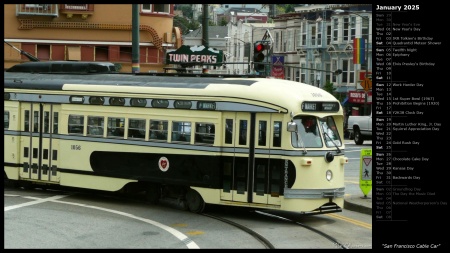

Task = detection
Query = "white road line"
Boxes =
[4,194,68,211]
[4,193,200,249]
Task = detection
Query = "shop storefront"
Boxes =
[342,90,372,138]
[346,90,372,116]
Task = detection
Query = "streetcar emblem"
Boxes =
[158,157,169,172]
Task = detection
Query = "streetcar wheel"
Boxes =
[185,189,205,213]
[354,129,364,145]
[20,181,34,190]
[4,179,20,188]
[145,184,161,204]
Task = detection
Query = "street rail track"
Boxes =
[255,210,348,249]
[201,213,275,249]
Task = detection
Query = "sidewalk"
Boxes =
[343,138,372,215]
[344,193,372,215]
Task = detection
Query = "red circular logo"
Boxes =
[158,157,169,172]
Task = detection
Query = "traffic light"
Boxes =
[253,42,265,72]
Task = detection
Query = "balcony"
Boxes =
[16,4,58,17]
[59,4,94,19]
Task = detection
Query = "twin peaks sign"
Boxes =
[166,45,223,67]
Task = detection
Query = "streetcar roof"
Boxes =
[4,71,341,114]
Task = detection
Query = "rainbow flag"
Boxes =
[353,38,365,65]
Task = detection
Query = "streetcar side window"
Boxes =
[87,116,104,136]
[68,114,84,134]
[273,121,282,147]
[53,112,59,134]
[258,120,267,146]
[172,121,191,143]
[43,111,50,133]
[33,111,39,133]
[238,120,247,145]
[149,120,168,141]
[225,119,233,144]
[195,122,215,145]
[24,110,30,132]
[128,118,146,139]
[107,117,125,138]
[4,111,9,129]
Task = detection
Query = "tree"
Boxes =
[174,16,200,35]
[219,17,227,26]
[322,81,339,99]
[176,4,193,19]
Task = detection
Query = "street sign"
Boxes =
[360,78,372,91]
[360,149,372,197]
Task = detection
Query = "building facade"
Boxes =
[4,4,182,72]
[224,4,372,115]
[272,4,372,92]
[226,21,275,75]
[5,4,372,112]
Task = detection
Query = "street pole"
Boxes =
[364,36,368,115]
[246,42,250,74]
[362,16,369,116]
[354,13,370,115]
[132,4,140,73]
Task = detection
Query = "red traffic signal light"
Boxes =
[254,43,265,53]
[253,42,265,65]
[253,42,268,72]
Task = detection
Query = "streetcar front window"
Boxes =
[291,116,342,148]
[291,116,322,148]
[319,116,342,147]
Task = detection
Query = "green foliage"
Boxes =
[114,63,122,71]
[280,4,295,13]
[177,4,193,19]
[276,5,286,15]
[174,16,200,34]
[322,81,346,101]
[322,81,339,99]
[219,17,228,26]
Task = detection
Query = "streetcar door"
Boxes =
[252,113,271,205]
[220,112,251,203]
[252,113,284,206]
[19,103,60,183]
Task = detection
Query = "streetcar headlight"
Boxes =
[326,170,333,181]
[324,151,334,163]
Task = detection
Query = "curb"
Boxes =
[344,199,372,216]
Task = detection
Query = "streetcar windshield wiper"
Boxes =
[322,131,341,154]
[323,131,341,153]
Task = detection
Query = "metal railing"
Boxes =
[16,4,58,16]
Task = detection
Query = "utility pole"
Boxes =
[202,4,209,48]
[132,4,140,73]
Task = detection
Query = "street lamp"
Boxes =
[335,9,371,115]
